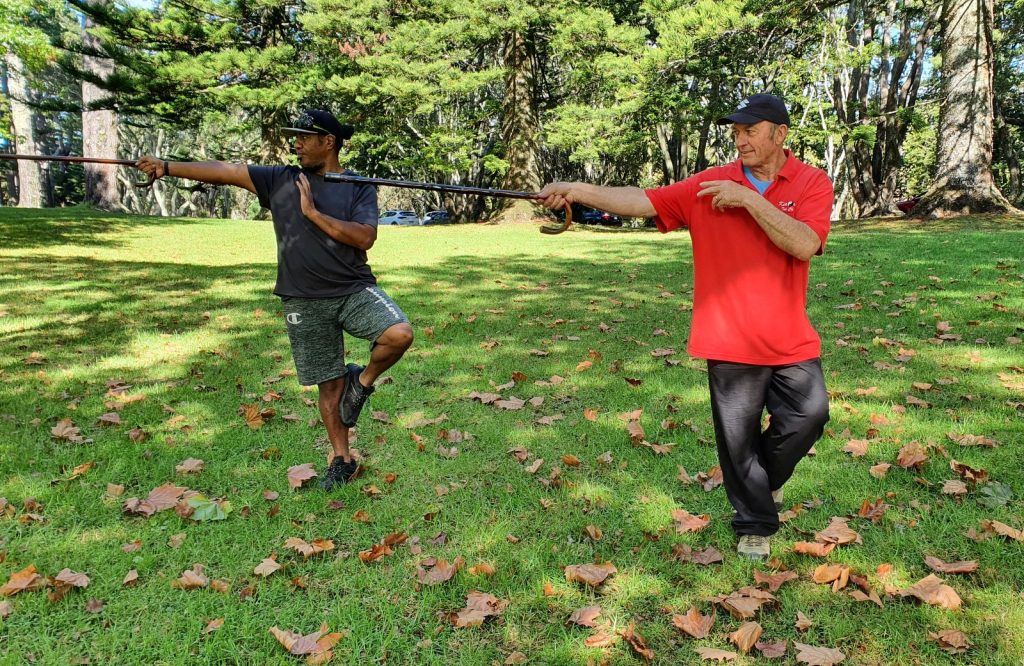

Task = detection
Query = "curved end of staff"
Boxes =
[133,171,156,189]
[540,205,571,235]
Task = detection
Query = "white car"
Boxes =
[379,210,420,225]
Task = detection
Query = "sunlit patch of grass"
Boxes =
[0,210,1022,664]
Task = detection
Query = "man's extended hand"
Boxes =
[537,182,578,211]
[296,173,317,220]
[135,156,167,180]
[697,180,753,211]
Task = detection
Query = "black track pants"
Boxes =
[707,358,829,536]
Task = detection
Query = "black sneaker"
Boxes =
[339,363,374,427]
[320,457,358,491]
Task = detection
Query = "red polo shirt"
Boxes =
[645,151,833,365]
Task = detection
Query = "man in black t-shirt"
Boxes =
[137,110,414,490]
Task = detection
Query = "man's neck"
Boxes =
[746,150,788,182]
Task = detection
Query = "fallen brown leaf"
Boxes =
[568,606,601,628]
[671,607,715,639]
[564,562,617,587]
[729,621,763,655]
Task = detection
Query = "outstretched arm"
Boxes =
[537,182,657,218]
[135,156,256,193]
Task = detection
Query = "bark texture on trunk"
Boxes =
[913,0,1017,217]
[498,30,542,223]
[82,9,121,210]
[5,52,44,208]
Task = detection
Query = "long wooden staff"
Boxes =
[0,154,570,234]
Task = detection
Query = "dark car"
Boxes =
[421,210,450,225]
[580,208,622,226]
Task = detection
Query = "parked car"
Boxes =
[379,210,420,225]
[580,208,622,226]
[421,210,451,225]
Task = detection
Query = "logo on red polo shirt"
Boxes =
[778,200,796,213]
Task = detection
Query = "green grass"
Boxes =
[0,208,1022,665]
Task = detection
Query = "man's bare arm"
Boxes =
[538,183,657,218]
[135,157,255,193]
[743,196,821,260]
[697,180,820,260]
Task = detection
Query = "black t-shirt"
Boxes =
[248,165,379,298]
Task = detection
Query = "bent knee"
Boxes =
[381,323,414,349]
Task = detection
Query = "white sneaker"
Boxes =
[737,534,771,560]
[771,487,784,511]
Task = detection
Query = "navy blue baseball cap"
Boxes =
[716,94,790,126]
[281,109,354,142]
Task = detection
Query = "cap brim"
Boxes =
[715,111,765,126]
[280,127,321,136]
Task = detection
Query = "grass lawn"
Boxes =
[0,208,1022,665]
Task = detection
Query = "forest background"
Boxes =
[1,0,1021,222]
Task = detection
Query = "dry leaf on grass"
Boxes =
[171,565,209,590]
[202,618,224,635]
[753,569,798,592]
[452,590,508,628]
[756,640,788,658]
[793,542,837,557]
[254,558,281,577]
[795,610,814,631]
[981,519,1024,541]
[794,642,846,665]
[896,442,928,469]
[620,623,654,662]
[175,458,204,474]
[287,463,317,490]
[672,544,723,565]
[671,509,711,534]
[898,574,962,609]
[567,606,601,627]
[285,537,334,559]
[695,647,738,662]
[842,439,869,457]
[924,556,978,575]
[269,623,344,664]
[728,622,763,654]
[671,606,715,639]
[0,565,46,596]
[358,543,393,564]
[416,557,464,586]
[929,629,971,654]
[710,587,776,620]
[814,517,862,545]
[564,562,617,587]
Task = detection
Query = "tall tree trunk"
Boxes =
[498,30,541,223]
[913,0,1017,216]
[4,52,44,207]
[82,7,120,210]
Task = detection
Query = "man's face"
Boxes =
[730,121,787,169]
[292,133,334,170]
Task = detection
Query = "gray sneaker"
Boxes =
[772,487,784,511]
[737,534,771,560]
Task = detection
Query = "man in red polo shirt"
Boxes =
[538,93,833,560]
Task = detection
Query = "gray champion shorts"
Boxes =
[282,286,409,386]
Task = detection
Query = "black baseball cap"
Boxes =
[281,109,354,142]
[716,93,790,126]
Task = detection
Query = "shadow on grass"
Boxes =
[0,207,218,250]
[0,214,1022,664]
